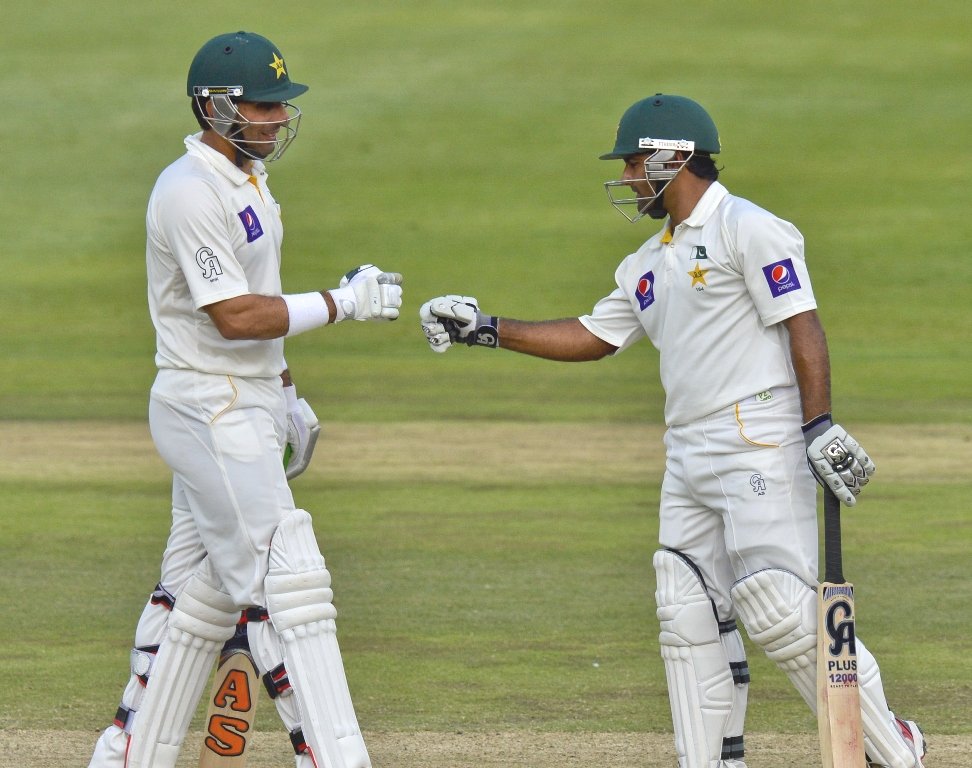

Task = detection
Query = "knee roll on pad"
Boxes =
[653,549,746,768]
[127,562,239,768]
[266,509,371,768]
[730,568,817,709]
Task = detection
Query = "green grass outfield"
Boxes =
[1,1,970,765]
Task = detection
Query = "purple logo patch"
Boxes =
[238,206,264,243]
[635,270,655,310]
[762,258,801,297]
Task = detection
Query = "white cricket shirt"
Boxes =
[146,133,285,378]
[579,182,817,426]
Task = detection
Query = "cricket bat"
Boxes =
[199,621,260,767]
[817,488,866,768]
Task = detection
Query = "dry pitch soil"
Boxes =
[0,729,966,767]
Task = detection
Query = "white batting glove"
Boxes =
[419,295,498,351]
[802,414,875,506]
[283,385,321,480]
[419,299,454,353]
[329,264,403,322]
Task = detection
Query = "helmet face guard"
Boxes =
[193,86,302,162]
[604,138,695,222]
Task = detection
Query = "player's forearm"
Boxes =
[498,317,616,362]
[784,310,831,421]
[205,292,343,340]
[205,294,295,340]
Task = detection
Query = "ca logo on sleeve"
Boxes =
[196,247,223,281]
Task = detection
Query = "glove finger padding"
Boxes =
[428,295,479,326]
[422,323,453,352]
[333,265,404,322]
[419,300,453,352]
[360,272,402,320]
[805,421,875,506]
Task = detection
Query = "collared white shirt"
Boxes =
[146,134,285,378]
[580,182,817,426]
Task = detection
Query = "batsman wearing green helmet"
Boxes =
[87,31,402,768]
[420,94,926,768]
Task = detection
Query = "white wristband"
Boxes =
[283,292,330,336]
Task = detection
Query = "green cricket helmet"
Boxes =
[600,94,720,159]
[187,31,308,162]
[602,94,720,222]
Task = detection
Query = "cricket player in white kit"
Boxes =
[419,95,926,768]
[88,31,402,768]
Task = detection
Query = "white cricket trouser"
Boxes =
[149,368,295,607]
[659,385,818,618]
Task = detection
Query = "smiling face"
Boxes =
[231,101,294,159]
[200,95,302,166]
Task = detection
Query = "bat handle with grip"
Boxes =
[823,489,844,584]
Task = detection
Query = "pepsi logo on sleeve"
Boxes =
[238,206,265,243]
[635,271,656,310]
[761,258,801,298]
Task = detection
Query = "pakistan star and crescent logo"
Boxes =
[688,263,709,288]
[269,53,287,79]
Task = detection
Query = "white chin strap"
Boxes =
[203,95,301,162]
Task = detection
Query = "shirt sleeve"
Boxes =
[154,176,251,310]
[577,258,647,353]
[733,209,817,326]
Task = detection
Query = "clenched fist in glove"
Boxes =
[419,295,498,352]
[802,413,875,506]
[283,384,321,480]
[329,264,403,321]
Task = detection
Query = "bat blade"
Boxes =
[199,627,260,767]
[817,490,866,768]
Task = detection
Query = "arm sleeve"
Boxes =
[734,210,817,326]
[577,258,647,354]
[155,178,251,310]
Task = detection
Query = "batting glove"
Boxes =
[329,264,403,322]
[419,295,498,352]
[802,413,875,506]
[283,385,321,480]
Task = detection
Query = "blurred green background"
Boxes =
[3,0,970,424]
[1,0,970,754]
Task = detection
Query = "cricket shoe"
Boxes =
[866,717,927,767]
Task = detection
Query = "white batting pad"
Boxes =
[731,569,922,767]
[127,563,239,768]
[731,568,818,708]
[854,642,923,768]
[266,509,370,768]
[653,549,745,768]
